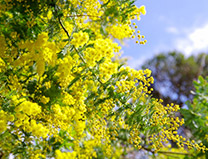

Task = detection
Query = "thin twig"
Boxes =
[65,14,100,18]
[73,46,86,64]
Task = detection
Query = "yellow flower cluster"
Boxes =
[55,54,79,88]
[30,119,49,138]
[132,5,146,20]
[62,91,76,105]
[0,110,14,133]
[15,100,41,116]
[106,24,133,39]
[71,31,89,48]
[17,32,59,76]
[84,38,120,67]
[51,104,75,130]
[56,150,77,159]
[0,57,5,72]
[40,95,50,104]
[83,0,102,18]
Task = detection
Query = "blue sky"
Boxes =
[121,0,208,68]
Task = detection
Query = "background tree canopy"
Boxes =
[142,52,208,106]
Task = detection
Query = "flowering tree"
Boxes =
[0,0,206,158]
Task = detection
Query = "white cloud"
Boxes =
[174,23,208,55]
[166,26,179,34]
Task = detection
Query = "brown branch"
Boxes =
[141,146,192,156]
[157,150,192,156]
[0,151,3,159]
[142,147,155,154]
